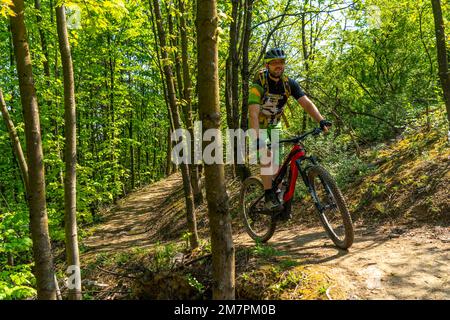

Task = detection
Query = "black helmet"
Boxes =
[264,48,286,63]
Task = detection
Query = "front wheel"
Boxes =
[307,165,354,249]
[240,176,277,243]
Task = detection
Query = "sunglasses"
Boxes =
[268,60,285,66]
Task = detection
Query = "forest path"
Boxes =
[235,222,450,299]
[82,173,184,256]
[82,172,450,300]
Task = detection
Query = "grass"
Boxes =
[345,109,450,223]
[236,265,343,300]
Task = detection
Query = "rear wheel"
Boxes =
[307,165,354,249]
[240,176,277,243]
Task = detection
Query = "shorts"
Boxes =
[249,120,285,167]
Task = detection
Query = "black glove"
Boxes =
[319,119,332,130]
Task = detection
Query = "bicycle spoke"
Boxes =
[312,173,347,241]
[240,177,276,242]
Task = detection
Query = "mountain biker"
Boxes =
[248,48,332,217]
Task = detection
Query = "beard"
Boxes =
[268,68,284,79]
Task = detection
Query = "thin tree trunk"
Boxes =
[166,5,183,100]
[240,0,253,132]
[166,127,173,175]
[179,0,203,205]
[34,0,51,79]
[225,0,239,177]
[0,88,30,195]
[152,0,199,250]
[231,0,242,178]
[225,57,233,130]
[129,111,135,190]
[51,0,64,187]
[225,56,237,176]
[106,33,118,200]
[301,9,309,132]
[431,0,450,129]
[55,4,82,300]
[37,0,65,187]
[138,91,144,186]
[197,0,235,299]
[8,24,14,81]
[148,1,176,176]
[419,5,434,82]
[0,185,12,212]
[9,0,56,300]
[237,0,253,180]
[7,253,14,266]
[231,0,241,131]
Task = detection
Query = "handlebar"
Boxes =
[267,127,324,148]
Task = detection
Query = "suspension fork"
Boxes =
[296,156,318,188]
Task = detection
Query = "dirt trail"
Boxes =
[83,173,449,300]
[83,173,184,256]
[235,223,450,299]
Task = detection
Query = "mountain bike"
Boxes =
[239,127,354,249]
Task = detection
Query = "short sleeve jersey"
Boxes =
[248,70,305,126]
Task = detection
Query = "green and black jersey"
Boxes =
[248,70,305,126]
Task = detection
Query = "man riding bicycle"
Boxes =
[248,48,332,216]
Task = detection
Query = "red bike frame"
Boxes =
[272,144,306,203]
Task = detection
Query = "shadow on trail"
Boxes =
[245,224,393,267]
[257,222,450,299]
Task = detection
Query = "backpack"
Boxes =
[256,69,291,99]
[256,69,292,127]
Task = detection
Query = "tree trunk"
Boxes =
[431,0,450,129]
[237,0,253,180]
[166,6,184,100]
[56,4,82,300]
[225,56,237,176]
[9,0,56,300]
[179,0,203,205]
[197,0,235,299]
[301,9,309,132]
[240,0,253,132]
[129,112,135,190]
[37,0,65,185]
[0,88,30,196]
[34,0,51,79]
[226,0,240,177]
[225,57,233,130]
[231,0,241,131]
[51,0,64,187]
[7,253,14,266]
[8,24,14,79]
[148,1,176,177]
[166,126,173,175]
[152,0,199,250]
